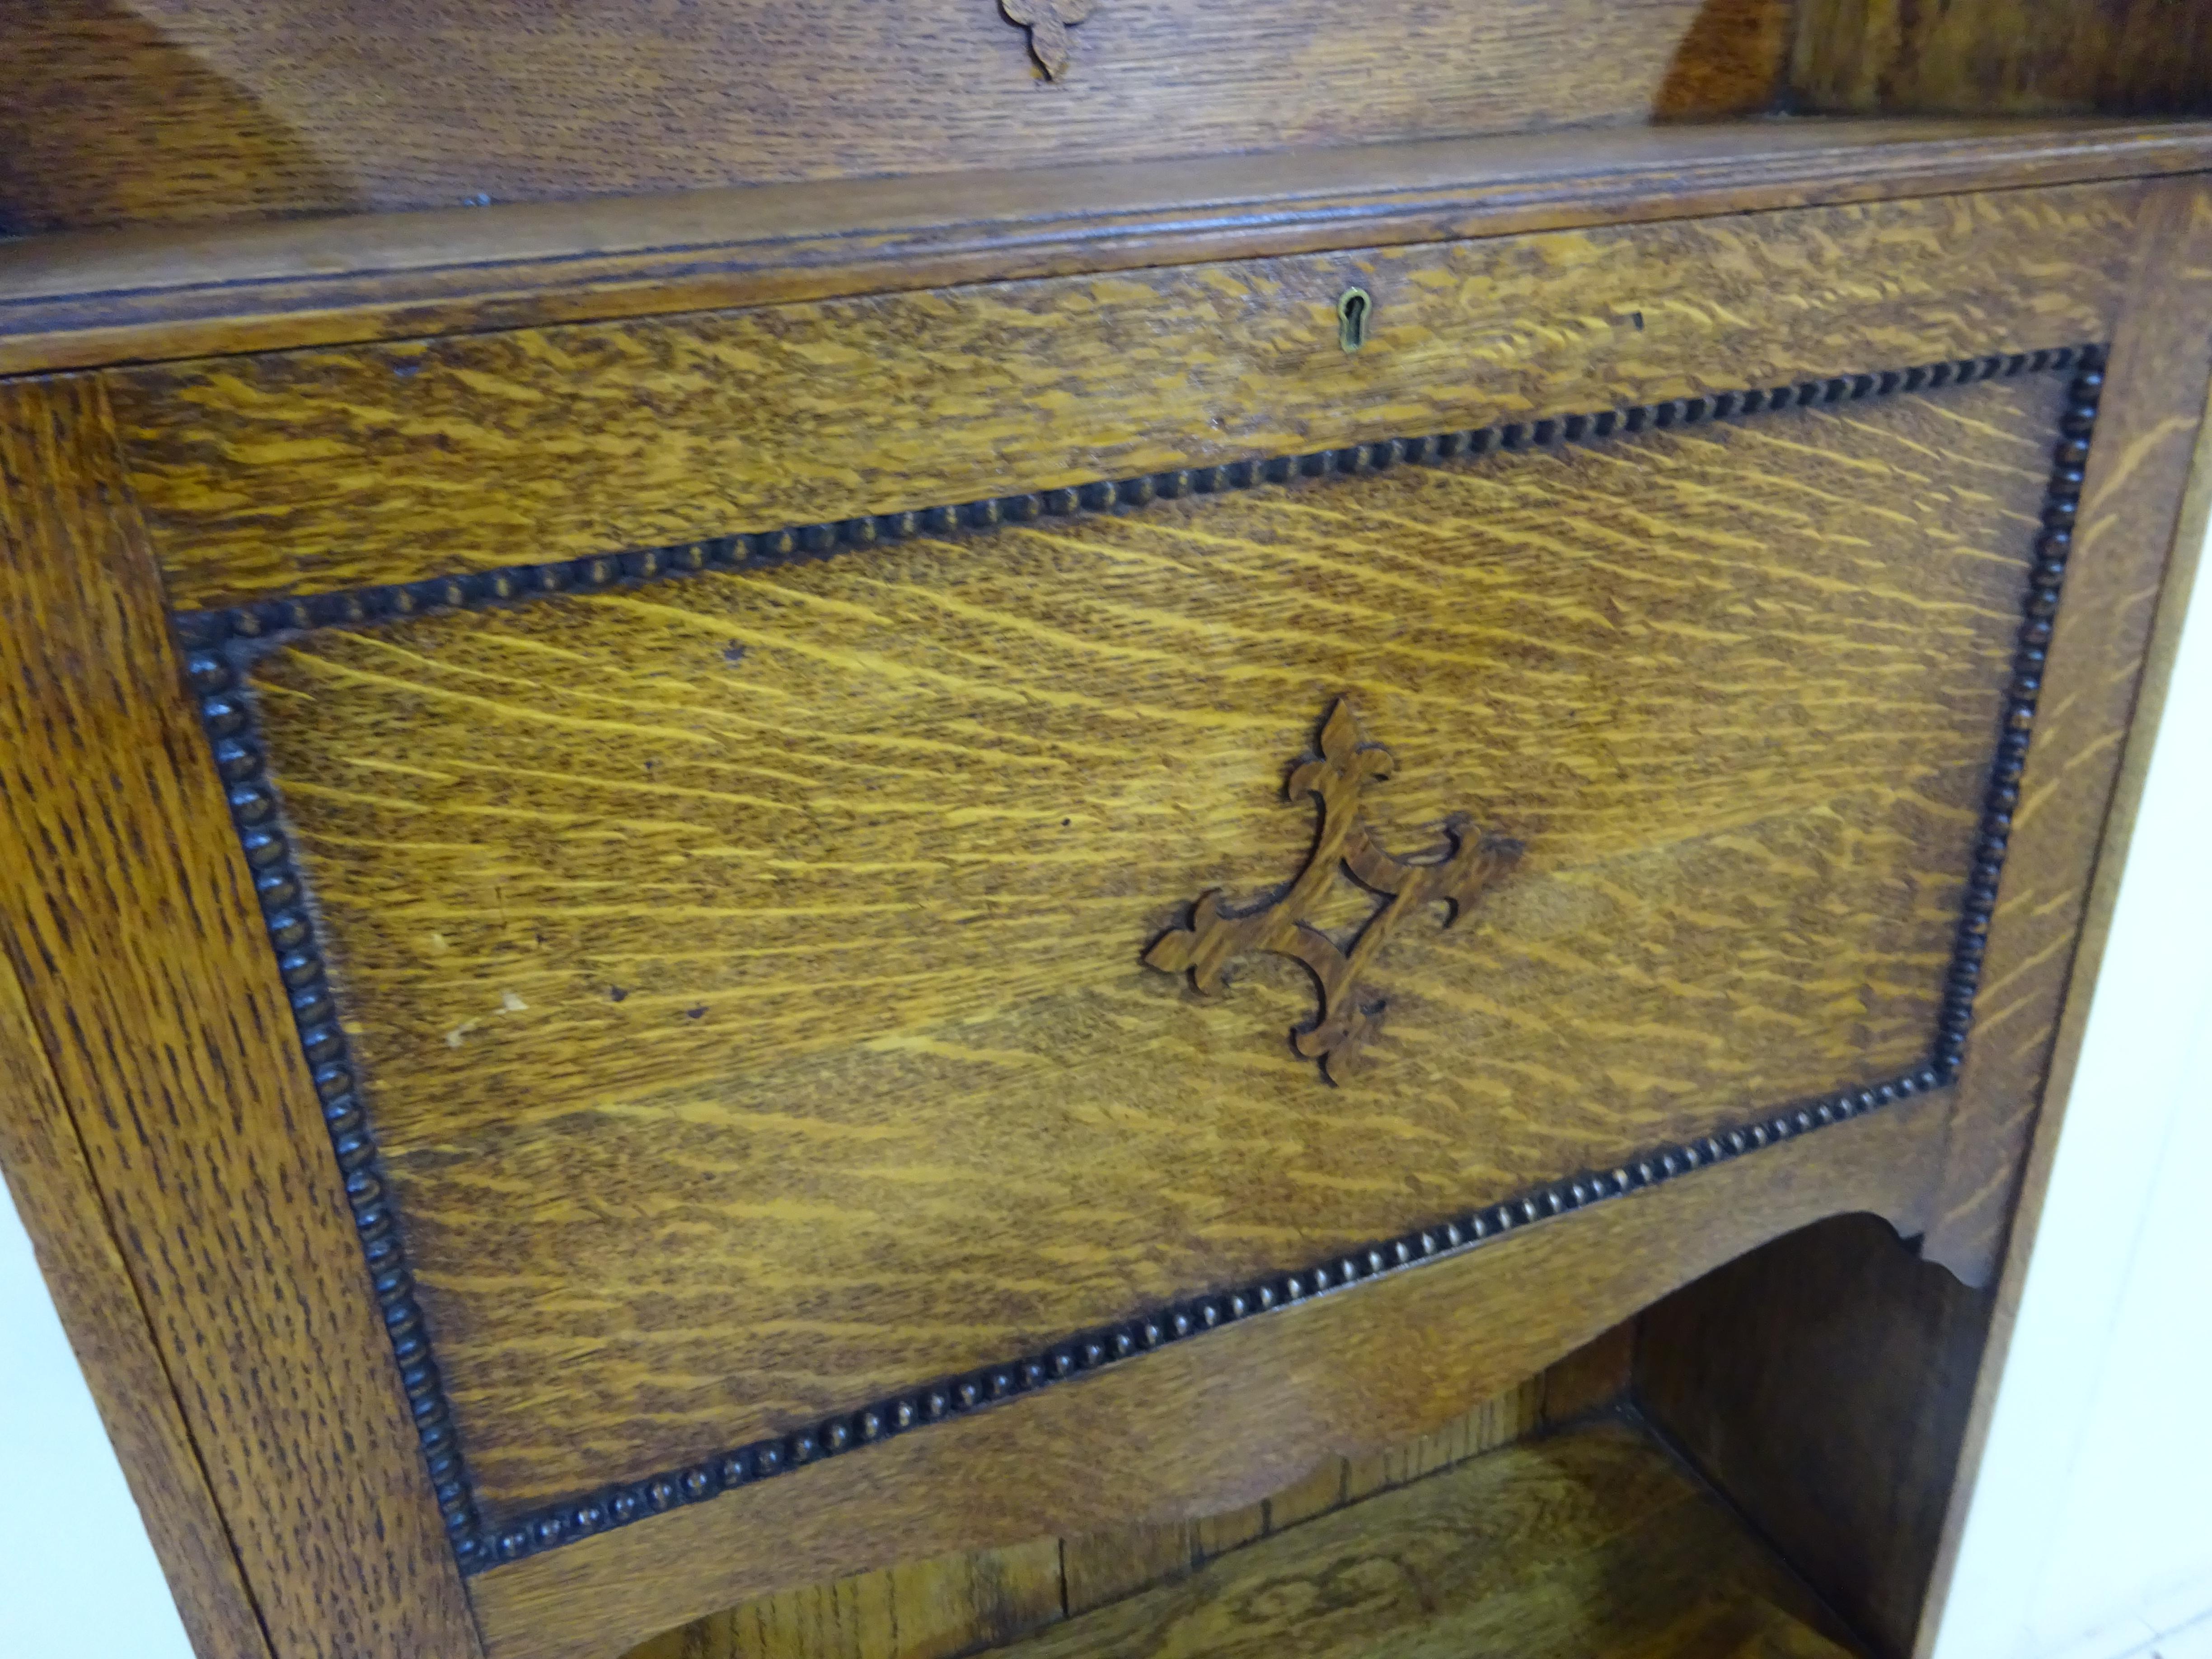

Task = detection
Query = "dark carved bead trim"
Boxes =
[176,343,2102,1574]
[187,646,490,1566]
[173,351,2081,655]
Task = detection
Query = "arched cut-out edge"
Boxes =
[467,1093,1954,1659]
[173,343,2103,1572]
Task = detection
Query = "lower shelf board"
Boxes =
[621,1333,1860,1659]
[976,1413,1859,1659]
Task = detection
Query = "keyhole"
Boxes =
[1337,287,1372,353]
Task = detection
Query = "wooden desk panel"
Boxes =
[1,140,2203,1659]
[112,182,2139,613]
[209,356,2065,1540]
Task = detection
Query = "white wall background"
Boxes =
[0,1176,194,1658]
[1929,521,2212,1659]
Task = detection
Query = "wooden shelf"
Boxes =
[4,116,2210,375]
[969,1415,1861,1659]
[624,1408,1863,1659]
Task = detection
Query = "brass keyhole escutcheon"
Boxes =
[1337,287,1373,353]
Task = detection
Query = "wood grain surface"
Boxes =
[1057,1381,1542,1623]
[626,1538,1065,1659]
[243,374,2058,1528]
[0,948,273,1659]
[942,1419,1860,1659]
[0,0,1789,236]
[7,119,2205,377]
[1055,1330,1632,1629]
[0,376,484,1659]
[628,1334,1629,1659]
[112,181,2143,615]
[1916,180,2212,1655]
[1793,0,2212,118]
[1141,695,1522,1083]
[466,1087,1943,1659]
[1638,1214,1994,1659]
[1923,177,2212,1279]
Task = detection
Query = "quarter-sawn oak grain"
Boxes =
[1141,695,1522,1084]
[0,948,273,1659]
[1793,0,2212,118]
[1924,177,2212,1280]
[944,1419,1859,1659]
[1638,1214,1995,1659]
[0,376,485,1659]
[466,1094,1948,1659]
[112,182,2142,614]
[5,119,2203,376]
[0,0,1788,235]
[0,10,2200,1646]
[244,375,2058,1525]
[1050,1329,1627,1630]
[1913,178,2212,1652]
[624,1535,1066,1659]
[623,1344,1619,1659]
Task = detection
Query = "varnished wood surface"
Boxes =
[1638,1215,1993,1659]
[0,947,273,1659]
[1916,190,2212,1652]
[0,0,1791,237]
[464,1084,1947,1659]
[1056,1370,1562,1623]
[1141,695,1522,1083]
[248,377,2055,1520]
[1924,178,2212,1279]
[0,377,483,1659]
[0,26,2199,1654]
[1793,0,2212,118]
[1057,1384,1542,1621]
[110,182,2142,614]
[653,1417,1861,1659]
[625,1538,1066,1659]
[992,1418,1860,1659]
[628,1336,1629,1659]
[5,119,2207,376]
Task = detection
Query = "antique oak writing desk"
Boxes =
[4,7,2211,1658]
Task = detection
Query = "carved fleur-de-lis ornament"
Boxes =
[1001,0,1097,79]
[1144,698,1523,1084]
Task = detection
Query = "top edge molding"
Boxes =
[3,118,2207,375]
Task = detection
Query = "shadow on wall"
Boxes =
[0,0,363,236]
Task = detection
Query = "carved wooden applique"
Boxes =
[1145,699,1523,1083]
[1001,0,1096,79]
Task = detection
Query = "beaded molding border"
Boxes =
[175,343,2104,1573]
